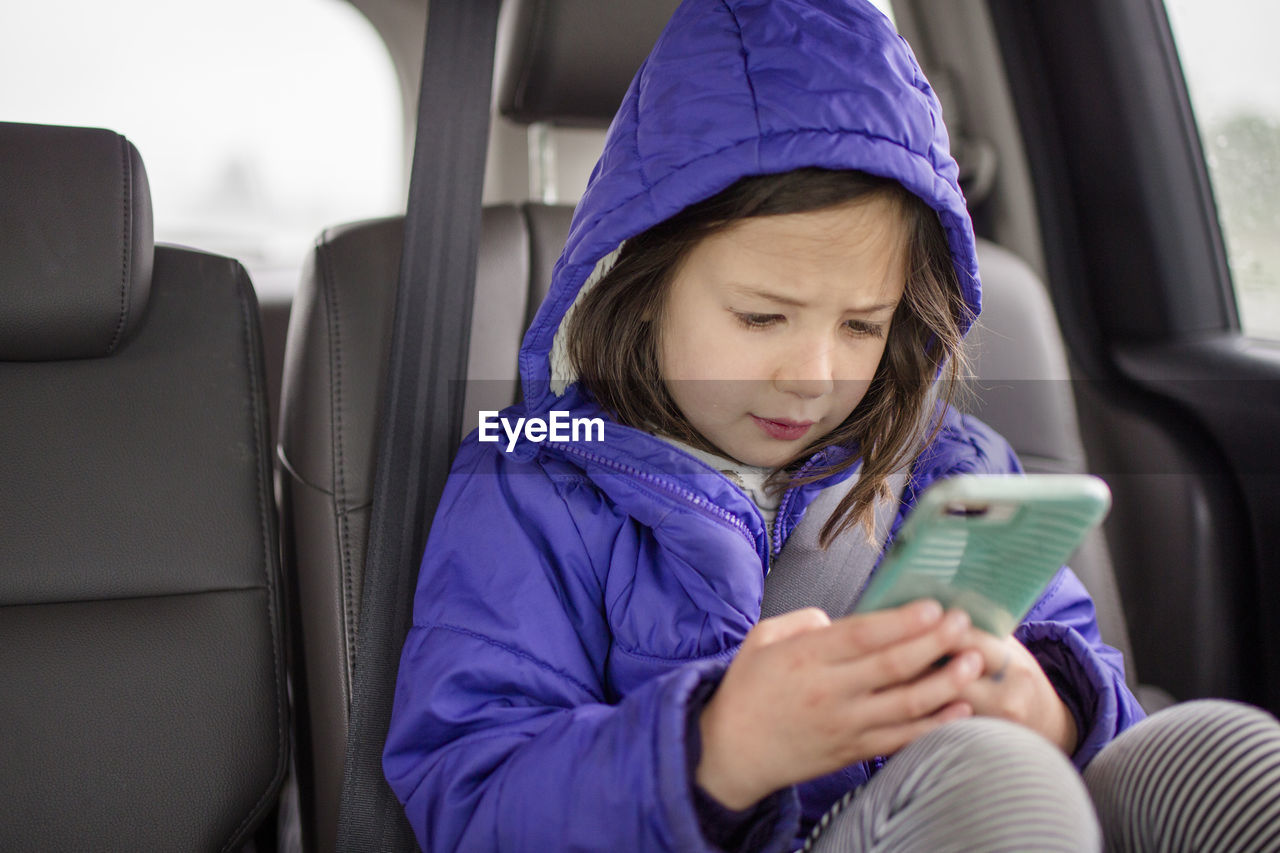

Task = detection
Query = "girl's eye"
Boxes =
[844,320,885,338]
[735,312,783,328]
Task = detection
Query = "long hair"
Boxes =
[568,168,972,545]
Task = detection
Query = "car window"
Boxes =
[1,0,405,299]
[1164,0,1280,338]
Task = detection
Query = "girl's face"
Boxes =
[658,196,908,468]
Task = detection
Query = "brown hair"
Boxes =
[567,168,972,545]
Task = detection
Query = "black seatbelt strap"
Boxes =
[335,2,501,849]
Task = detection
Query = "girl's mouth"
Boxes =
[750,415,814,441]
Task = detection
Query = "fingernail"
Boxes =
[945,610,970,631]
[959,651,983,677]
[917,600,943,623]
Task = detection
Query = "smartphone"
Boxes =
[852,474,1112,635]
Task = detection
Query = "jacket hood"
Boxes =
[518,0,981,413]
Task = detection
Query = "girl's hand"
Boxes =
[955,630,1080,755]
[696,601,985,810]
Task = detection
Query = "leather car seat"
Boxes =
[0,121,288,850]
[277,203,569,851]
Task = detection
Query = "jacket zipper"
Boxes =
[549,442,763,562]
[776,454,885,782]
[771,453,827,557]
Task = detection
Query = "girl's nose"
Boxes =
[773,339,835,398]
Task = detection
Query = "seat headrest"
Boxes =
[0,122,154,361]
[497,0,682,127]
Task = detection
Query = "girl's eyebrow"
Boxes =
[728,284,899,314]
[725,283,806,307]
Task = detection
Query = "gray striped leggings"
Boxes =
[806,700,1280,852]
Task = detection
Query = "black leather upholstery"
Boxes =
[277,218,398,853]
[497,0,683,126]
[0,122,154,361]
[277,205,538,852]
[0,123,286,850]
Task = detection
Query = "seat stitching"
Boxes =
[0,584,270,609]
[107,136,131,355]
[223,261,287,851]
[319,238,359,680]
[276,444,336,497]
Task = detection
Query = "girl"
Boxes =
[385,1,1280,850]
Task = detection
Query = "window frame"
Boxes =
[988,0,1280,712]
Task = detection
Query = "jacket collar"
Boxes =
[511,384,858,563]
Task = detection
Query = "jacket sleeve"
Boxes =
[1016,567,1146,768]
[917,410,1147,769]
[382,439,800,852]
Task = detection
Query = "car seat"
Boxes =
[0,122,288,849]
[276,204,567,850]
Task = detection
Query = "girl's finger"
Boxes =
[855,649,985,727]
[842,608,973,687]
[956,630,1019,679]
[955,663,1008,713]
[747,606,832,648]
[814,599,946,662]
[856,699,975,759]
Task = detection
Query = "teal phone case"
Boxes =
[852,474,1112,635]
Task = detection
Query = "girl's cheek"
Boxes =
[840,347,887,382]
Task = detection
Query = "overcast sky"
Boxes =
[1,0,403,258]
[1165,0,1280,121]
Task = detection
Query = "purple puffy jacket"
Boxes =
[384,0,1144,849]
